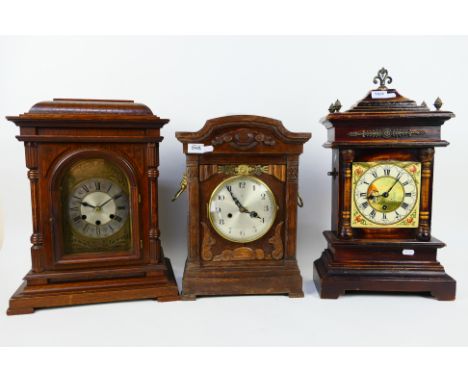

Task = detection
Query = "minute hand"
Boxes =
[226,187,248,212]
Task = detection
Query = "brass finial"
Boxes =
[328,103,335,113]
[434,97,443,110]
[373,67,393,90]
[334,99,342,112]
[421,101,427,108]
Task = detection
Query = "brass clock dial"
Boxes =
[351,162,421,228]
[68,177,129,238]
[208,175,277,243]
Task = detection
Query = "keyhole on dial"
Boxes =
[227,213,233,218]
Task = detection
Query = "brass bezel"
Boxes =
[207,175,278,243]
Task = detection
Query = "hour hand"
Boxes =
[81,201,97,208]
[249,211,262,220]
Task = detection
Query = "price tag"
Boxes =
[188,143,214,154]
[371,90,396,99]
[402,249,415,256]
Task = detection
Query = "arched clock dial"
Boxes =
[208,175,277,243]
[353,163,420,226]
[68,177,130,238]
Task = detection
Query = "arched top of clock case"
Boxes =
[176,115,311,155]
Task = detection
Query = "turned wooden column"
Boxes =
[417,147,435,241]
[147,142,161,264]
[339,148,354,239]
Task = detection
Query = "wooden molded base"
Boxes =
[313,231,456,301]
[7,258,180,315]
[181,261,304,299]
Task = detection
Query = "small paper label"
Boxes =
[371,90,396,99]
[188,143,214,154]
[402,249,415,256]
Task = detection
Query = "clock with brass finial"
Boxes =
[314,68,456,300]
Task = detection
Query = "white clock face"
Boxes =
[354,163,418,226]
[208,175,277,243]
[68,177,130,238]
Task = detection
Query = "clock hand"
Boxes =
[249,211,263,220]
[226,187,248,213]
[383,175,402,197]
[98,197,114,208]
[81,201,97,208]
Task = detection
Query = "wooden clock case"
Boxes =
[313,74,456,300]
[6,99,179,315]
[175,115,311,299]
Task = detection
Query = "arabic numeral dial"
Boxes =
[208,175,277,243]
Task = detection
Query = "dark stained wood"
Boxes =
[176,115,310,299]
[314,73,456,300]
[5,99,179,315]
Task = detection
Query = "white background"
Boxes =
[0,36,467,345]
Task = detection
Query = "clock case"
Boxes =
[176,115,311,299]
[6,99,179,315]
[314,73,456,300]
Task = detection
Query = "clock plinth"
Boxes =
[314,68,456,300]
[6,99,179,314]
[175,115,310,299]
[314,231,456,300]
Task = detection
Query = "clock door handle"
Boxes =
[297,193,304,208]
[171,172,188,202]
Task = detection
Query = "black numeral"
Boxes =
[402,180,409,186]
[382,213,387,220]
[96,226,101,236]
[361,201,369,209]
[401,202,409,209]
[384,168,391,176]
[252,185,256,191]
[113,215,123,223]
[371,170,378,178]
[360,192,367,198]
[218,219,225,225]
[217,195,225,201]
[369,210,376,218]
[82,184,89,192]
[261,193,266,200]
[95,181,101,190]
[226,185,232,192]
[405,192,412,197]
[117,206,126,210]
[238,182,246,189]
[72,215,81,223]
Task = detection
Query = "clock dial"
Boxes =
[68,177,129,238]
[208,175,277,243]
[352,162,421,228]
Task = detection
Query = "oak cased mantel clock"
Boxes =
[314,68,456,300]
[174,115,311,299]
[6,98,179,314]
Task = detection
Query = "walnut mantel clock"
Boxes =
[314,68,456,300]
[174,115,310,299]
[6,98,179,314]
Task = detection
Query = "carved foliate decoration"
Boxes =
[199,164,286,182]
[348,128,425,139]
[218,164,269,176]
[201,221,284,261]
[211,128,276,150]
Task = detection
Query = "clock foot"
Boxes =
[6,306,35,316]
[180,293,197,301]
[288,291,304,298]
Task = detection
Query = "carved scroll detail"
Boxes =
[202,221,284,261]
[201,222,215,261]
[211,128,276,150]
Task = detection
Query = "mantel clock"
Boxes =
[6,98,179,314]
[174,115,311,299]
[314,68,456,300]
